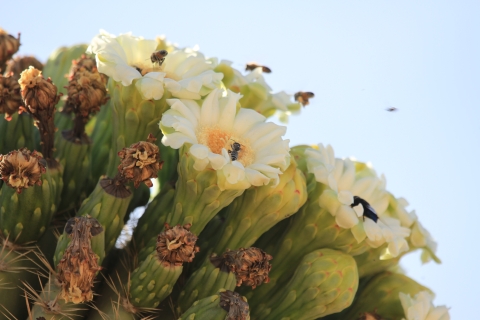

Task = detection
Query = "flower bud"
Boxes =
[0,74,22,120]
[18,66,59,114]
[117,134,163,188]
[156,223,200,266]
[0,148,45,193]
[0,28,20,70]
[56,216,103,303]
[4,55,43,77]
[211,247,272,289]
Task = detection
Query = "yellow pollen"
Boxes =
[196,126,255,167]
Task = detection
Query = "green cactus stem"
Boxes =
[42,44,89,132]
[30,216,104,318]
[179,290,250,320]
[162,144,244,235]
[54,177,132,263]
[0,149,63,244]
[246,178,369,307]
[90,223,199,318]
[178,247,271,314]
[105,79,171,177]
[211,158,307,256]
[251,248,359,320]
[131,181,176,253]
[0,242,42,319]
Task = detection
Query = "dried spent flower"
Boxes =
[0,73,22,120]
[18,66,60,114]
[0,28,21,70]
[0,148,45,193]
[65,68,108,118]
[210,247,272,289]
[5,55,43,77]
[117,134,163,188]
[57,216,103,303]
[219,290,250,320]
[68,54,99,80]
[156,223,200,267]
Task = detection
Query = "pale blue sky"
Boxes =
[3,1,479,318]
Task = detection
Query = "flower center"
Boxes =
[196,126,255,167]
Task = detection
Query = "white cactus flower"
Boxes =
[400,291,450,320]
[86,30,223,100]
[306,145,410,257]
[160,88,290,190]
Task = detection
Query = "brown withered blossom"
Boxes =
[5,56,43,77]
[57,216,103,304]
[18,66,61,161]
[156,223,200,267]
[18,66,60,114]
[210,247,272,289]
[65,69,108,119]
[219,290,250,320]
[0,28,21,72]
[0,148,45,193]
[117,134,163,188]
[0,73,22,120]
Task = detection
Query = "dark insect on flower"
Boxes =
[150,49,168,66]
[245,63,272,73]
[228,141,242,161]
[386,107,398,112]
[294,91,315,107]
[350,196,378,223]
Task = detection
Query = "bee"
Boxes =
[246,63,272,73]
[294,91,315,107]
[386,107,398,112]
[350,196,378,223]
[228,141,242,161]
[150,50,168,66]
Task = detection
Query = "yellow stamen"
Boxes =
[196,126,255,167]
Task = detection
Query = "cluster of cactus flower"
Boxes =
[0,26,450,320]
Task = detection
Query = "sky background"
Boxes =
[3,0,479,318]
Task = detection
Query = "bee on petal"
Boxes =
[150,49,168,66]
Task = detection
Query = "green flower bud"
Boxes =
[340,272,431,319]
[179,290,250,320]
